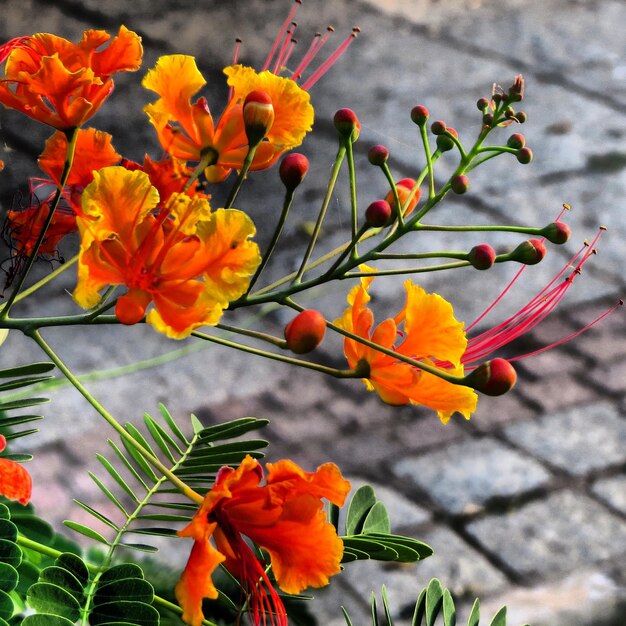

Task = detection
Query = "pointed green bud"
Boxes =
[511,238,546,265]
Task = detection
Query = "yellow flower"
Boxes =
[142,55,314,182]
[336,270,477,423]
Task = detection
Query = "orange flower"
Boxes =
[5,128,120,260]
[175,455,350,626]
[0,27,142,129]
[0,435,32,505]
[121,155,209,208]
[142,55,314,182]
[74,166,260,338]
[335,269,477,423]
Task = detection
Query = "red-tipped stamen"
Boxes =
[293,26,335,81]
[291,31,322,80]
[263,0,302,71]
[461,229,605,365]
[301,27,360,90]
[272,23,297,74]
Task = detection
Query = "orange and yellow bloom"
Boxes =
[142,55,314,182]
[0,435,31,505]
[74,166,260,338]
[175,455,350,626]
[0,27,142,129]
[336,270,477,423]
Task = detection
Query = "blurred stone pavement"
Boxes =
[1,0,625,624]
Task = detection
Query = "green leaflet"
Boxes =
[342,579,523,626]
[339,485,433,564]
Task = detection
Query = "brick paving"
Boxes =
[1,1,626,625]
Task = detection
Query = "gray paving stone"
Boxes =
[466,490,626,579]
[592,475,626,516]
[588,357,626,396]
[392,437,552,514]
[503,402,626,476]
[519,370,600,413]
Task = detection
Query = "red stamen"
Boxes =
[301,27,359,90]
[229,38,243,102]
[263,0,302,71]
[272,23,297,74]
[291,31,321,80]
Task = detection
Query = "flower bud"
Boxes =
[334,108,360,141]
[410,105,430,126]
[516,111,528,123]
[468,244,496,270]
[284,310,326,354]
[243,90,275,146]
[436,127,458,152]
[508,74,525,102]
[430,120,447,135]
[465,358,517,396]
[511,238,546,265]
[516,147,533,164]
[542,220,571,245]
[384,178,421,217]
[476,97,490,111]
[279,153,309,191]
[365,199,392,228]
[368,144,389,166]
[482,113,494,126]
[451,174,469,194]
[506,133,525,150]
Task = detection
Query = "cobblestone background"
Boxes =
[1,1,625,625]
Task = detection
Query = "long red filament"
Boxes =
[263,0,302,71]
[301,27,359,90]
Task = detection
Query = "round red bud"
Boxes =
[411,105,430,126]
[279,153,309,191]
[465,358,517,396]
[334,108,360,141]
[482,113,494,126]
[284,310,327,354]
[506,133,526,150]
[476,97,490,111]
[516,111,528,123]
[516,147,533,164]
[451,174,469,194]
[430,120,447,135]
[368,144,390,166]
[243,90,275,145]
[542,221,571,245]
[511,238,546,265]
[365,199,392,228]
[468,244,496,270]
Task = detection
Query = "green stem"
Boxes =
[419,123,436,199]
[415,223,546,234]
[247,188,295,292]
[293,143,346,283]
[192,330,359,379]
[27,329,203,505]
[0,254,78,312]
[182,148,217,194]
[380,162,404,227]
[345,138,359,241]
[216,322,287,349]
[224,144,258,209]
[324,224,369,277]
[1,127,79,319]
[346,260,470,276]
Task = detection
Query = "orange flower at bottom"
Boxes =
[175,455,350,626]
[0,435,31,505]
[335,270,477,423]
